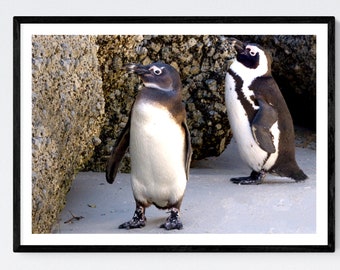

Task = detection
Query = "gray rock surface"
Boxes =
[32,35,105,233]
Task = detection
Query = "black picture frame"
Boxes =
[13,16,335,252]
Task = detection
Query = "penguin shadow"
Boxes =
[190,139,245,173]
[250,177,301,185]
[146,217,172,229]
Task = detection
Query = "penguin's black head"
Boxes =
[230,39,272,76]
[235,42,260,69]
[125,62,181,92]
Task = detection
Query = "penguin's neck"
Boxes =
[137,87,185,124]
[231,58,269,86]
[140,87,181,102]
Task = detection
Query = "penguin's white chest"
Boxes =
[225,72,279,171]
[129,101,187,207]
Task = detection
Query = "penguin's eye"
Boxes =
[247,47,257,57]
[150,66,163,76]
[250,50,256,57]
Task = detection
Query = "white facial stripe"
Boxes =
[144,82,173,91]
[231,48,268,85]
[248,46,257,56]
[149,66,164,75]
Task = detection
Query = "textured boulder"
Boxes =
[87,35,235,172]
[32,35,105,233]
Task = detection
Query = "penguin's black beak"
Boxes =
[229,38,245,54]
[124,64,150,75]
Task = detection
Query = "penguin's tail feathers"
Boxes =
[270,162,308,182]
[291,169,308,182]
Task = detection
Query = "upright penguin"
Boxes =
[106,62,192,230]
[225,39,308,185]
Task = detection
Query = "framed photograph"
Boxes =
[13,16,335,252]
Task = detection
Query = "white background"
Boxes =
[1,0,339,269]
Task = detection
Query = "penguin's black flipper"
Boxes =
[251,97,278,154]
[183,119,193,181]
[106,116,131,184]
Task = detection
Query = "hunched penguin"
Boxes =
[225,38,308,185]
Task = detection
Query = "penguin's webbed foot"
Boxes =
[119,219,146,229]
[119,205,146,229]
[231,170,266,185]
[160,208,183,230]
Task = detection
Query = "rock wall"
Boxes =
[32,35,105,233]
[88,35,235,172]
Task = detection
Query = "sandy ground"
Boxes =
[52,139,316,234]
